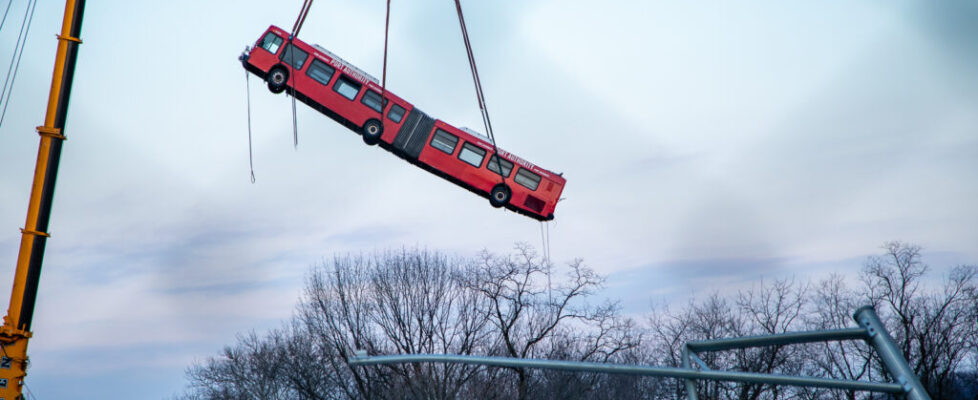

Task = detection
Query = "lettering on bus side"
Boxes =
[316,56,366,86]
[495,149,538,172]
[340,65,369,85]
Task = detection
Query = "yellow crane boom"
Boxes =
[0,1,85,398]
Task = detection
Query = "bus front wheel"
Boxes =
[362,119,383,145]
[489,184,511,208]
[267,67,288,94]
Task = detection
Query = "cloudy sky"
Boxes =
[0,1,975,398]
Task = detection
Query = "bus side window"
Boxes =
[458,143,487,167]
[333,75,362,100]
[387,104,406,123]
[487,155,514,177]
[515,168,541,191]
[430,129,458,154]
[306,59,335,85]
[361,90,383,113]
[259,33,283,54]
[280,43,309,70]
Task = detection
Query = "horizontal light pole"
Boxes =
[348,353,903,394]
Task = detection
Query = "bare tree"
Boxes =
[800,274,874,400]
[649,294,749,399]
[182,246,638,399]
[733,278,809,400]
[181,242,976,400]
[183,330,292,400]
[297,249,496,400]
[861,241,978,399]
[462,244,640,400]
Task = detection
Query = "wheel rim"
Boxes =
[494,191,507,202]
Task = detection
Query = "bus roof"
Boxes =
[312,43,380,86]
[459,126,491,142]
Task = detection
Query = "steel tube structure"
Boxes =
[853,306,930,400]
[350,306,932,399]
[685,328,868,352]
[349,353,903,393]
[681,347,699,400]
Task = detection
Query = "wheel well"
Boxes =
[269,64,289,79]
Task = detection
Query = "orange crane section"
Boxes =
[0,1,85,398]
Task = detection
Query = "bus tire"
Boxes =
[362,119,383,145]
[489,184,511,208]
[267,66,288,94]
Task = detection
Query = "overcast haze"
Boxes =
[0,1,976,398]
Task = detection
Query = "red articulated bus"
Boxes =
[240,25,565,221]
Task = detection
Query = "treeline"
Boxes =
[178,242,977,399]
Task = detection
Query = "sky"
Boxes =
[0,0,975,398]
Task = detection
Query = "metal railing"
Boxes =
[349,306,930,399]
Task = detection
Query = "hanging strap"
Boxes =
[454,0,505,186]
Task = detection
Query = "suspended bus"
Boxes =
[240,25,565,221]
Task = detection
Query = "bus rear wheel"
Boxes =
[267,67,288,94]
[489,184,511,208]
[362,119,383,145]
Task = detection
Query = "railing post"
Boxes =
[852,306,931,400]
[682,346,699,400]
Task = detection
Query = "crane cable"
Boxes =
[453,0,506,187]
[0,0,13,33]
[540,221,552,302]
[379,0,391,124]
[288,0,314,149]
[291,0,314,36]
[244,70,256,183]
[0,0,37,129]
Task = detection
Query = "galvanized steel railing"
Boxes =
[349,306,930,400]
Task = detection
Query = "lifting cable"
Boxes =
[453,0,505,186]
[287,43,298,149]
[0,0,14,33]
[379,0,391,122]
[288,0,314,149]
[540,220,553,302]
[244,70,256,183]
[0,0,37,129]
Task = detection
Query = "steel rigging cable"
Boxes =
[379,0,391,123]
[0,0,37,129]
[453,0,506,187]
[288,0,314,149]
[245,69,256,183]
[0,0,13,33]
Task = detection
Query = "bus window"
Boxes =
[458,142,487,167]
[333,75,362,100]
[515,168,541,191]
[430,129,458,154]
[306,59,335,85]
[387,104,406,123]
[487,155,514,177]
[280,43,309,69]
[361,90,383,113]
[258,33,283,54]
